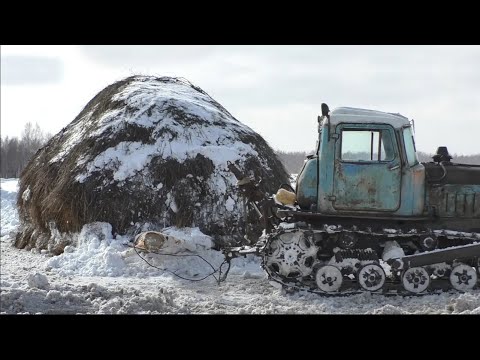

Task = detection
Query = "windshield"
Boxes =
[402,127,419,167]
[340,129,395,162]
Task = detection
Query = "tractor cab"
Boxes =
[227,104,480,295]
[296,105,426,218]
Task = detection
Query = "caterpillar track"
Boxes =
[226,223,480,296]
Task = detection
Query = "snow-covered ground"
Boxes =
[1,178,479,314]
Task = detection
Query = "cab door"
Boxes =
[332,124,401,212]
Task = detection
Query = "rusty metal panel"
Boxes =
[428,185,480,219]
[465,193,474,217]
[424,162,480,185]
[475,193,480,217]
[332,124,401,212]
[333,162,401,211]
[446,192,456,216]
[296,157,318,210]
[455,193,465,216]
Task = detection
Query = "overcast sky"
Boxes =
[1,45,479,155]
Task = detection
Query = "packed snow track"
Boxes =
[1,179,479,314]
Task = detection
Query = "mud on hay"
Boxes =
[15,75,289,254]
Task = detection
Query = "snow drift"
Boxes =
[15,75,289,253]
[3,179,480,314]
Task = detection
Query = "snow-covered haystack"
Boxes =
[15,76,289,253]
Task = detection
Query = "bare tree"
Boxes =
[276,150,311,174]
[0,122,52,178]
[0,136,8,176]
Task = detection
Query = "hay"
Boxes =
[15,75,289,251]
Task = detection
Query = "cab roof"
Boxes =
[329,107,411,129]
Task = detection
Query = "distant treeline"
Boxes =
[1,127,478,179]
[0,123,51,178]
[276,150,480,174]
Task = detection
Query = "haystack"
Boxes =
[15,76,289,254]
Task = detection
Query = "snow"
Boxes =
[278,222,297,230]
[76,138,256,184]
[72,77,260,184]
[382,241,406,261]
[21,186,31,202]
[225,197,235,212]
[1,178,20,236]
[50,108,97,164]
[27,273,50,289]
[384,229,398,234]
[2,178,480,314]
[290,173,298,188]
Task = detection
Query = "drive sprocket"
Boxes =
[264,230,319,280]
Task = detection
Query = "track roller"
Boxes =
[449,264,478,291]
[357,263,386,292]
[315,265,343,292]
[402,267,430,294]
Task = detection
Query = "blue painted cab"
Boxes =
[296,106,480,226]
[297,107,426,218]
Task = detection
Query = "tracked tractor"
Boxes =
[226,104,480,295]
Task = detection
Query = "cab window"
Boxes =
[402,127,419,167]
[341,129,395,162]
